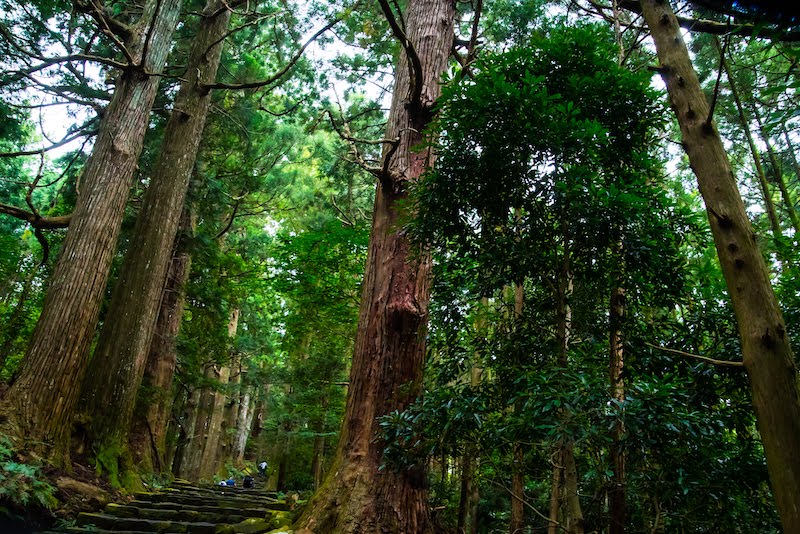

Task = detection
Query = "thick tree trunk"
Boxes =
[233,387,254,464]
[177,380,213,481]
[295,1,455,531]
[79,0,232,471]
[129,214,193,473]
[217,356,241,467]
[199,365,230,479]
[3,0,182,465]
[639,1,800,530]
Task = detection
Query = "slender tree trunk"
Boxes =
[129,212,194,473]
[721,55,783,241]
[3,0,182,465]
[311,433,325,491]
[609,285,626,534]
[550,229,583,534]
[295,1,455,531]
[310,395,329,490]
[752,105,800,235]
[79,0,232,472]
[510,283,525,534]
[277,430,291,492]
[458,338,483,534]
[548,448,563,534]
[639,2,800,530]
[781,122,800,183]
[0,270,35,372]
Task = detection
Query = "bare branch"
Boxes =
[378,0,424,107]
[0,125,98,158]
[0,204,72,229]
[706,34,729,127]
[645,343,745,368]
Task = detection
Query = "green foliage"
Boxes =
[379,22,780,532]
[0,436,58,515]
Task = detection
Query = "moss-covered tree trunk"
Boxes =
[295,0,455,531]
[79,0,232,475]
[640,1,800,530]
[4,0,182,465]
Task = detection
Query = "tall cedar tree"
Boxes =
[295,0,456,531]
[4,0,182,465]
[638,0,800,530]
[79,0,232,479]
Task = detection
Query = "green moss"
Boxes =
[93,441,144,492]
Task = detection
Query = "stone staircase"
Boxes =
[44,480,296,534]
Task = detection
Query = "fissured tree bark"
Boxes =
[128,212,194,473]
[79,0,232,475]
[295,0,455,531]
[639,1,800,530]
[3,0,182,465]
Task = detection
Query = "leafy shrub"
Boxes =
[0,436,58,516]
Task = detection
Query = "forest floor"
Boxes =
[0,458,122,533]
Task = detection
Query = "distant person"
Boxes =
[225,478,236,486]
[243,475,254,488]
[258,461,268,476]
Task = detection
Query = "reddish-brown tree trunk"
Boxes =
[295,1,455,531]
[639,1,800,530]
[4,0,182,464]
[79,0,232,471]
[129,212,193,473]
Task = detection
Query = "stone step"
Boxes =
[134,492,289,511]
[103,503,249,524]
[61,529,156,534]
[77,512,218,533]
[160,486,278,499]
[127,500,266,518]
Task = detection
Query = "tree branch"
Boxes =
[619,0,800,41]
[645,342,745,368]
[378,0,424,107]
[0,125,98,158]
[0,204,72,229]
[201,15,343,91]
[706,34,729,127]
[73,0,133,40]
